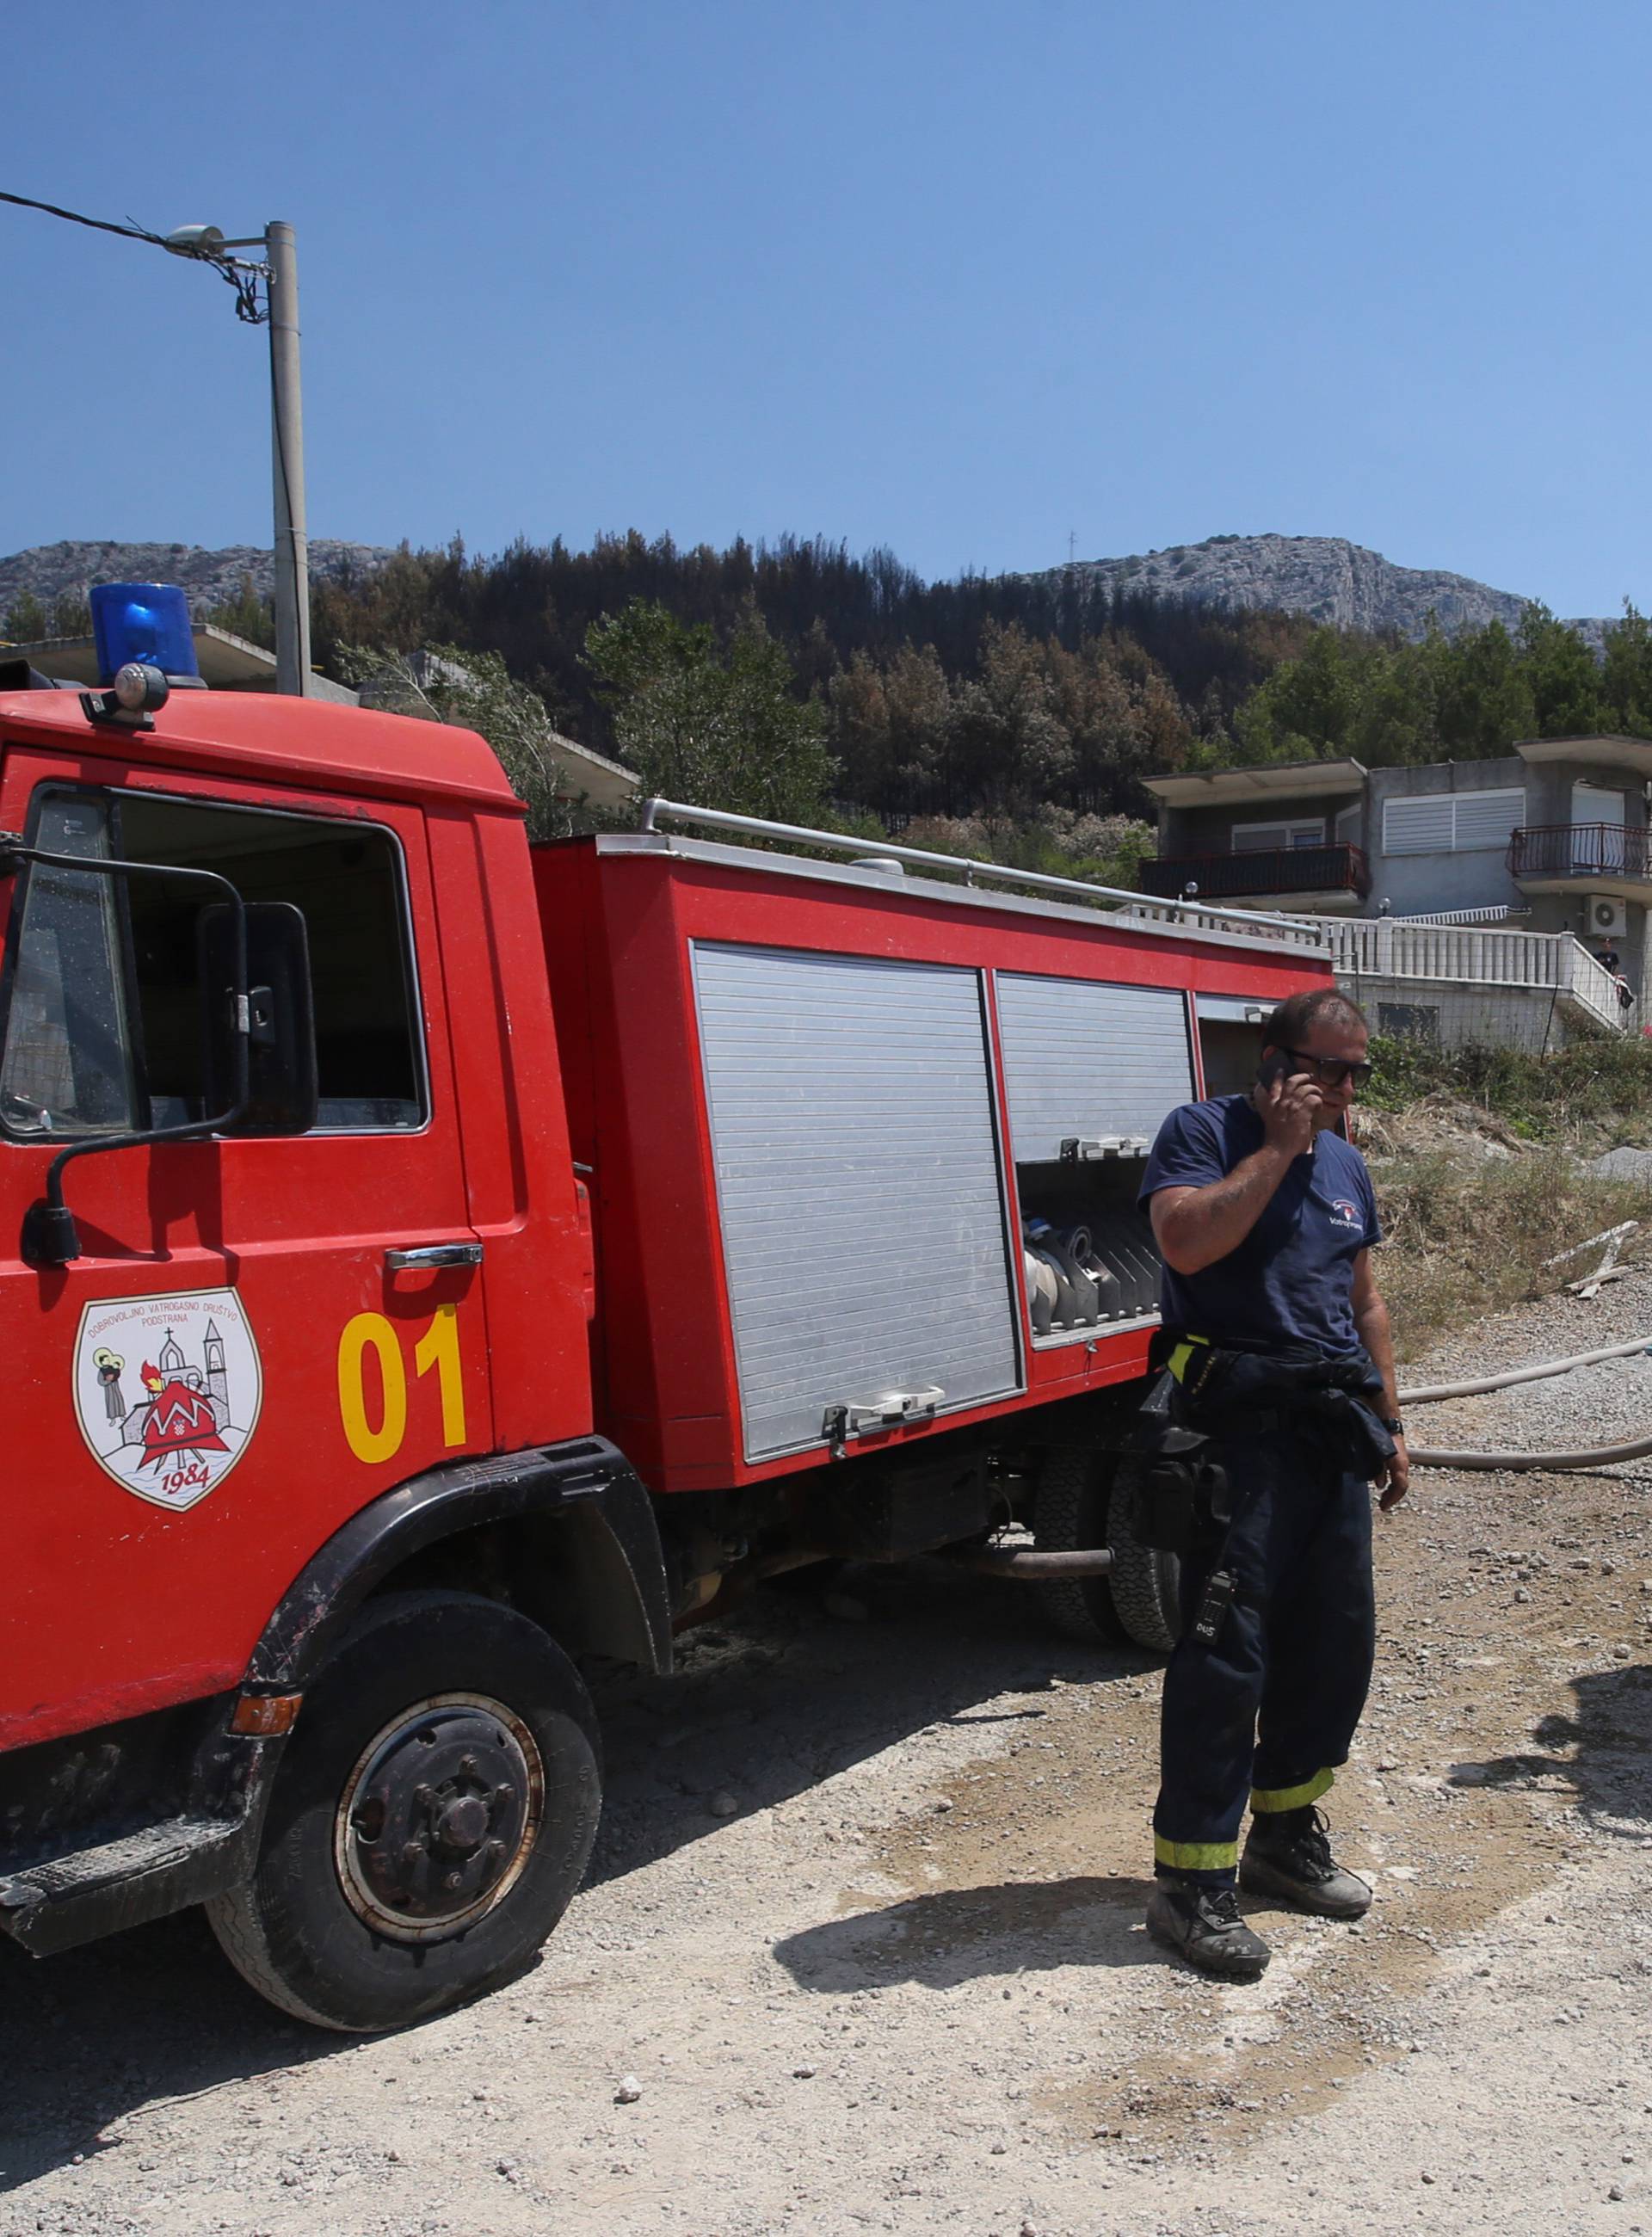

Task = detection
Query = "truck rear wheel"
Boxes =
[1033,1447,1127,1644]
[1034,1448,1182,1654]
[1102,1465,1183,1655]
[207,1589,601,2032]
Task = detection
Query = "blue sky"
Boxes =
[8,1,1651,615]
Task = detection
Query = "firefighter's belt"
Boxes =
[1165,1336,1396,1480]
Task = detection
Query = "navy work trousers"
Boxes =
[1151,1422,1376,1883]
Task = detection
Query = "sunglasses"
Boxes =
[1281,1047,1374,1089]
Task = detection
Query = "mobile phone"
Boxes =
[1257,1049,1292,1092]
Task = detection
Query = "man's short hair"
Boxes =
[1261,988,1369,1051]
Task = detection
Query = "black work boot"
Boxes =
[1145,1878,1271,1980]
[1240,1806,1372,1919]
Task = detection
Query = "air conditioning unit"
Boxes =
[1589,894,1628,939]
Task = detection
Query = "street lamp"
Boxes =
[163,220,311,697]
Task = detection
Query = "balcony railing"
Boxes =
[1139,842,1369,903]
[1325,919,1635,1035]
[1507,823,1652,883]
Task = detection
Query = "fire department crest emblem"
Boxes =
[72,1289,263,1512]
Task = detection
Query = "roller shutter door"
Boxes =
[693,943,1021,1462]
[996,973,1194,1162]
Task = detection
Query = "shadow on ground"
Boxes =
[583,1562,1156,1890]
[0,1559,1149,2187]
[772,1871,1159,1992]
[1446,1662,1652,1832]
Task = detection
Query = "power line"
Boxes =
[0,188,169,248]
[1,188,268,322]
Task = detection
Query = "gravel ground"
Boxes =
[4,1265,1652,2237]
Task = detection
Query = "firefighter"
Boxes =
[1135,987,1408,1979]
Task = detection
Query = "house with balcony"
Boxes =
[1141,740,1651,1048]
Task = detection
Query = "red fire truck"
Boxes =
[0,609,1331,2030]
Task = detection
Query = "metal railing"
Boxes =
[1508,823,1652,883]
[635,797,1330,946]
[1325,918,1635,1034]
[1139,841,1369,903]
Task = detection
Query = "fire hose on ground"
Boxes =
[1398,1332,1652,1472]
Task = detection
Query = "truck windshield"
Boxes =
[0,797,139,1135]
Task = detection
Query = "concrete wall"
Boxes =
[1362,759,1528,915]
[1336,973,1585,1053]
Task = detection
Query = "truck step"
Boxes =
[0,1815,247,1957]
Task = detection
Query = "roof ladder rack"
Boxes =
[635,798,1324,939]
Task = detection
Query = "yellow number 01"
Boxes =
[337,1304,467,1465]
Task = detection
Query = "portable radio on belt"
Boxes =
[1191,1568,1236,1646]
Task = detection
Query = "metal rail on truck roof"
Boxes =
[634,796,1328,952]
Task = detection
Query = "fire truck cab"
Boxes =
[0,602,1333,2030]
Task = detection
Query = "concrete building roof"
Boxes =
[548,730,638,810]
[1515,736,1652,780]
[1143,758,1367,809]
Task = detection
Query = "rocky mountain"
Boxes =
[0,538,393,622]
[0,530,1609,647]
[1046,533,1605,643]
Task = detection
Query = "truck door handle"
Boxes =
[822,1386,945,1455]
[385,1242,484,1272]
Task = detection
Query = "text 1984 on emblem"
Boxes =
[72,1290,264,1511]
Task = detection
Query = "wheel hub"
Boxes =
[336,1694,544,1942]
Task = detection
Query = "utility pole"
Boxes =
[264,223,311,697]
[5,194,317,697]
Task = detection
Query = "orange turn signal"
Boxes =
[230,1692,304,1736]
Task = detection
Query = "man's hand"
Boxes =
[1257,1068,1322,1161]
[1377,1434,1410,1513]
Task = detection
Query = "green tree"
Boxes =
[50,589,92,638]
[1232,627,1364,761]
[206,571,275,650]
[1515,603,1607,737]
[1424,619,1534,756]
[334,641,578,838]
[3,590,48,644]
[584,600,835,821]
[1600,602,1652,737]
[946,623,1073,811]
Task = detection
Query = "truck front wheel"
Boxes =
[207,1589,601,2032]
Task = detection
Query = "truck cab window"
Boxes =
[0,797,139,1135]
[0,788,426,1140]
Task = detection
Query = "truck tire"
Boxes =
[1103,1464,1183,1655]
[1033,1446,1127,1644]
[206,1589,601,2033]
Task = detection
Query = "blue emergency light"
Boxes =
[89,583,200,686]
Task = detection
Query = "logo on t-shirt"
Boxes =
[1327,1196,1364,1233]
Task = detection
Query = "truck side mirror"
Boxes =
[199,902,319,1137]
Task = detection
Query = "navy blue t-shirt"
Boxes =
[1138,1094,1382,1358]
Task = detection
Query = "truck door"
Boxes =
[0,755,491,1752]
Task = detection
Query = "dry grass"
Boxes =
[1364,1033,1652,1151]
[1373,1151,1652,1359]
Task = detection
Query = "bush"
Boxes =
[1374,1151,1651,1357]
[1364,1033,1652,1149]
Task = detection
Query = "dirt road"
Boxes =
[5,1274,1652,2237]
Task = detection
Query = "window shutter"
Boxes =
[1453,788,1525,850]
[1384,788,1526,856]
[1384,797,1456,855]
